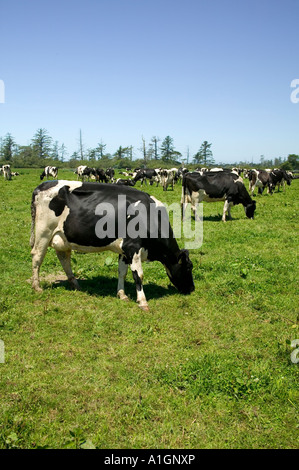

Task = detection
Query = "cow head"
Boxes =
[245,200,256,219]
[166,249,195,295]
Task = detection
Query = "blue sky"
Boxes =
[1,0,298,163]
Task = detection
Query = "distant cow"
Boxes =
[75,165,94,181]
[30,181,194,311]
[92,168,108,183]
[269,169,292,192]
[161,168,177,191]
[181,171,256,222]
[40,166,58,180]
[114,178,135,186]
[133,168,160,186]
[248,169,271,195]
[105,168,115,182]
[2,164,12,180]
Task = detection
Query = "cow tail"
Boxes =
[30,191,37,248]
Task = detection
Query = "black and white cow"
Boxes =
[133,168,160,186]
[105,168,115,182]
[181,171,256,222]
[248,169,271,195]
[269,169,292,192]
[30,181,194,311]
[92,168,108,183]
[2,164,12,180]
[114,178,136,186]
[40,166,58,180]
[75,165,94,181]
[161,168,177,191]
[175,167,189,183]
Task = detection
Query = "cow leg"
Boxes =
[130,252,149,311]
[222,200,233,222]
[55,250,80,290]
[31,242,49,292]
[117,255,129,301]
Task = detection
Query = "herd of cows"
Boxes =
[1,162,296,310]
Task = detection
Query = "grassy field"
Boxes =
[0,168,298,449]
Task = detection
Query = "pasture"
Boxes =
[0,168,298,449]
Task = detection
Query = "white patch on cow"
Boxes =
[150,195,165,207]
[234,177,243,185]
[130,248,149,309]
[69,238,124,254]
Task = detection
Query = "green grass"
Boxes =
[0,168,298,449]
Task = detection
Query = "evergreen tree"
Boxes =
[31,128,52,161]
[2,133,15,161]
[160,136,174,162]
[193,141,214,166]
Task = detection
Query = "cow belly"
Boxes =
[50,232,124,254]
[193,190,225,204]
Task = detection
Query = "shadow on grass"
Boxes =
[193,214,237,222]
[46,274,177,301]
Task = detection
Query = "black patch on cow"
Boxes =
[36,180,59,192]
[132,270,142,291]
[49,185,68,216]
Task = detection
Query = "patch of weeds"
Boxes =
[156,355,272,401]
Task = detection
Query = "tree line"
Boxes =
[0,128,298,171]
[0,129,215,169]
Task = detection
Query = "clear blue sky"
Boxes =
[1,0,298,163]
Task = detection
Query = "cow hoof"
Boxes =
[119,294,129,302]
[33,285,43,293]
[69,277,81,290]
[117,290,129,301]
[139,303,149,312]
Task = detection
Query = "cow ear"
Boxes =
[178,249,189,264]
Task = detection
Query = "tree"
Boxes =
[59,143,67,162]
[51,141,60,161]
[151,136,160,160]
[287,154,299,170]
[140,136,148,163]
[193,141,214,166]
[114,146,129,159]
[160,136,175,163]
[2,133,15,161]
[78,129,85,160]
[95,140,107,160]
[31,128,52,161]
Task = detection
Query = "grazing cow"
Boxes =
[114,178,135,186]
[269,169,292,192]
[40,166,58,180]
[133,168,160,186]
[92,168,108,183]
[11,172,20,177]
[181,171,256,222]
[248,169,271,195]
[30,181,194,311]
[105,168,115,182]
[161,168,177,191]
[2,164,12,180]
[75,165,94,181]
[175,167,189,183]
